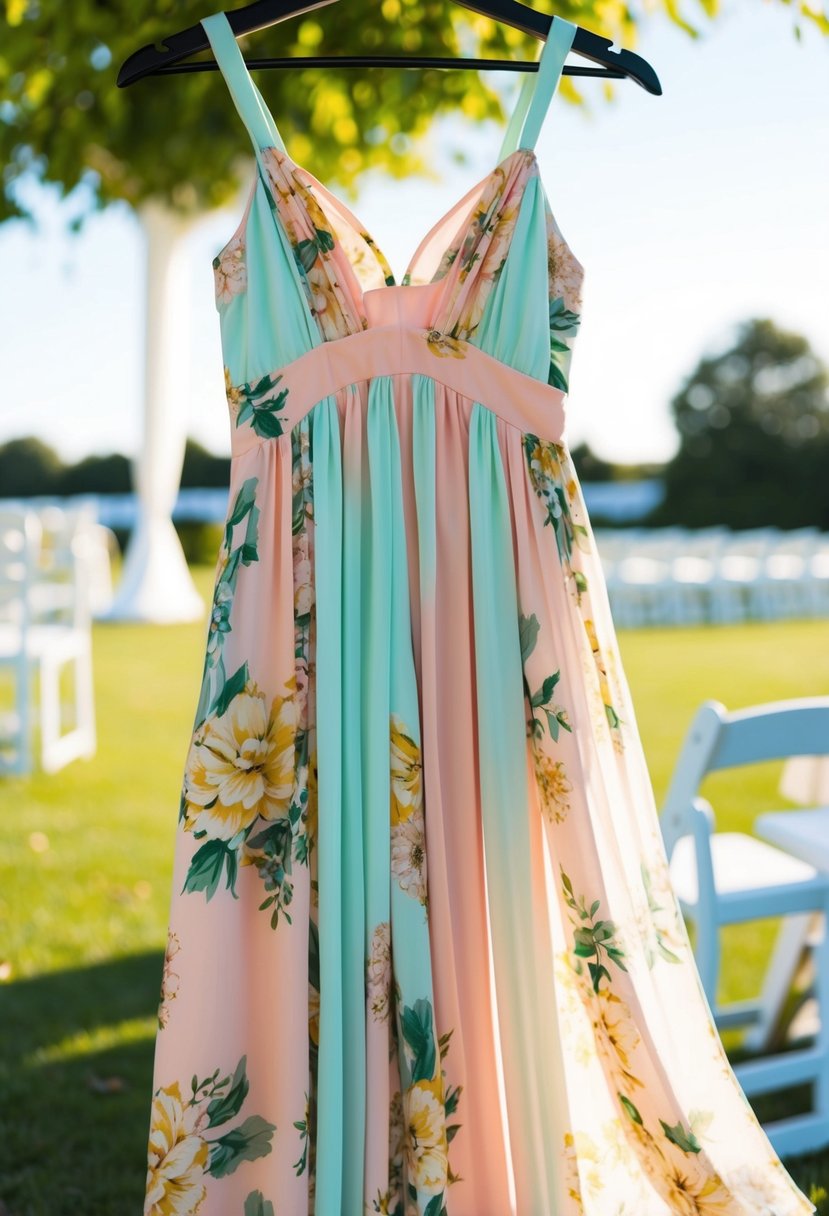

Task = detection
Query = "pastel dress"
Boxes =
[143,12,817,1216]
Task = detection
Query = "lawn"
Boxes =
[1,559,829,1214]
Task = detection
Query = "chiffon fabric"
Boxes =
[143,11,816,1216]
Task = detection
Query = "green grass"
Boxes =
[1,562,829,1213]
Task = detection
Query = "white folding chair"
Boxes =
[660,697,829,1156]
[0,505,97,775]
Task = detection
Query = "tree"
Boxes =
[3,1,825,229]
[569,440,614,481]
[647,317,829,529]
[0,436,64,497]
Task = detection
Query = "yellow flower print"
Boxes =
[157,929,182,1030]
[367,920,393,1023]
[223,365,243,424]
[583,617,623,740]
[213,230,247,305]
[532,741,572,823]
[590,986,643,1093]
[562,1131,585,1214]
[144,1081,209,1216]
[424,329,467,359]
[305,744,318,849]
[390,714,423,826]
[404,1077,449,1196]
[663,1163,733,1216]
[182,677,298,841]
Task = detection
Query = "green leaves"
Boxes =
[236,371,290,439]
[560,864,628,994]
[400,997,437,1084]
[520,614,572,745]
[206,1055,249,1128]
[244,1192,275,1216]
[182,837,239,901]
[209,1114,277,1178]
[660,1118,702,1154]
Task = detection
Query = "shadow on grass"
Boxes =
[0,951,163,1216]
[2,952,829,1214]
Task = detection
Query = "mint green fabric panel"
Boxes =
[467,403,566,1211]
[202,13,284,154]
[473,177,551,380]
[368,376,445,1214]
[517,17,577,152]
[218,180,321,387]
[309,397,345,1211]
[340,391,368,1208]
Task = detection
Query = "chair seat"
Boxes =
[669,830,821,907]
[0,621,86,661]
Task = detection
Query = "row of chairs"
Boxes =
[594,526,829,627]
[0,503,116,775]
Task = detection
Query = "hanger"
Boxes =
[117,0,662,94]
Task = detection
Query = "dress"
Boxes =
[143,12,817,1216]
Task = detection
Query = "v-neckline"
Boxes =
[264,142,539,292]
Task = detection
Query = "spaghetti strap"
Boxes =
[201,11,287,155]
[517,14,577,152]
[495,53,541,164]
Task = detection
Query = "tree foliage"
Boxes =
[3,0,825,232]
[647,317,829,529]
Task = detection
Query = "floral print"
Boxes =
[156,928,181,1030]
[144,1055,275,1216]
[390,714,428,908]
[142,12,817,1212]
[367,920,392,1023]
[182,677,297,842]
[213,228,247,305]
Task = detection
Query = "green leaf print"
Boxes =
[618,1092,643,1125]
[424,1195,448,1216]
[206,1054,249,1128]
[401,998,437,1084]
[215,661,250,719]
[183,837,239,900]
[518,612,540,665]
[247,819,295,928]
[193,480,260,732]
[660,1118,702,1154]
[561,865,628,994]
[209,1114,277,1178]
[236,370,290,439]
[244,1192,275,1216]
[520,613,572,745]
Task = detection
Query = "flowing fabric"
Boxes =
[142,12,816,1215]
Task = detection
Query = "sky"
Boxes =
[2,0,828,467]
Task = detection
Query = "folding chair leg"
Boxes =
[74,638,96,757]
[693,917,721,1011]
[742,911,816,1053]
[39,653,61,772]
[814,909,829,1117]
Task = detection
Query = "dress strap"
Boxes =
[495,61,539,164]
[201,11,287,155]
[516,15,577,152]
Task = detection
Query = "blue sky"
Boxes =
[3,0,828,466]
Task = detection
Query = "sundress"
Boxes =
[143,11,817,1216]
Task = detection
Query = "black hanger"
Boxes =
[118,0,661,95]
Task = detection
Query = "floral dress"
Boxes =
[143,11,816,1216]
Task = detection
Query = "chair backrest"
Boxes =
[0,507,43,632]
[660,697,829,861]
